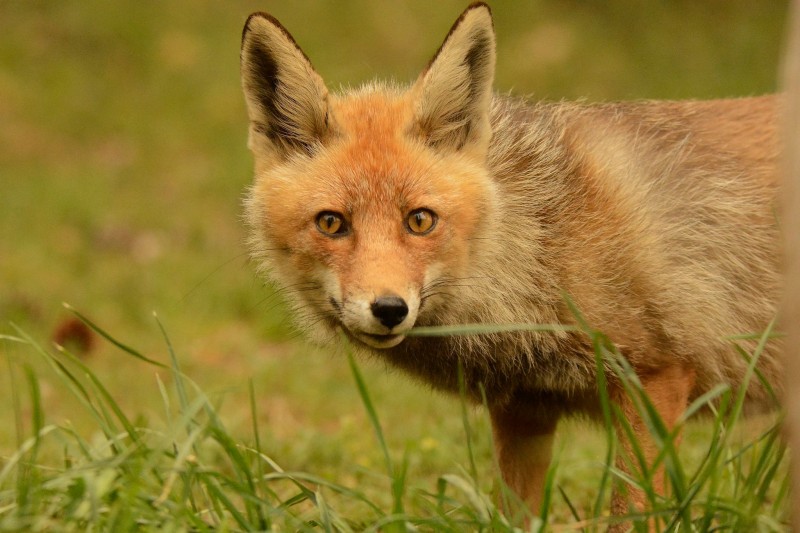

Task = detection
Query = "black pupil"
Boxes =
[414,213,425,228]
[319,213,339,233]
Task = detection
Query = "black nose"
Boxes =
[370,296,409,329]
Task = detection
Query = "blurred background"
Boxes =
[0,0,790,494]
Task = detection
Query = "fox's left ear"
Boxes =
[412,3,496,153]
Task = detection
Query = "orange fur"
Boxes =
[240,3,783,527]
[609,366,695,532]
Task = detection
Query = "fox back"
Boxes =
[240,5,781,414]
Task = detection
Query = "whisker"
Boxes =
[420,291,453,301]
[249,281,324,310]
[178,252,251,304]
[254,245,292,253]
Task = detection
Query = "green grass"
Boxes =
[0,1,791,531]
[0,311,787,531]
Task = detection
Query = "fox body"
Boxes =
[240,3,782,523]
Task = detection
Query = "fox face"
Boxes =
[241,5,499,349]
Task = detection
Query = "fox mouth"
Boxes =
[351,330,406,349]
[330,297,414,349]
[329,315,408,348]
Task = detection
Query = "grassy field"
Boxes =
[0,1,791,530]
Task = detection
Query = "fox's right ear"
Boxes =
[241,13,330,156]
[412,3,496,154]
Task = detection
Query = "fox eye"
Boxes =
[316,211,348,236]
[406,208,437,235]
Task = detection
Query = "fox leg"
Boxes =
[489,406,559,521]
[609,364,695,532]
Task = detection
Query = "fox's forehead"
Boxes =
[318,87,436,207]
[330,86,415,142]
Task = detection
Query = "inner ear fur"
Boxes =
[240,12,330,155]
[413,2,496,152]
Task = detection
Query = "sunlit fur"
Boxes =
[241,3,782,524]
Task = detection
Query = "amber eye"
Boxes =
[316,211,348,236]
[406,208,437,235]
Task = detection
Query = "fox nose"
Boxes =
[370,296,409,329]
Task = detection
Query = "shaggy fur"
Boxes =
[240,3,782,526]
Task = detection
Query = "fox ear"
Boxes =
[241,13,329,156]
[413,3,495,152]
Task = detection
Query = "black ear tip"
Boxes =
[242,12,288,42]
[242,12,266,44]
[243,11,282,30]
[240,11,312,64]
[465,2,493,20]
[445,2,493,42]
[467,2,492,13]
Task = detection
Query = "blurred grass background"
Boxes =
[0,0,790,518]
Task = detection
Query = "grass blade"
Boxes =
[63,303,166,368]
[345,346,407,526]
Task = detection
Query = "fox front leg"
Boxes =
[489,406,559,524]
[609,364,695,533]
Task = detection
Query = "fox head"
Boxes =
[241,3,499,349]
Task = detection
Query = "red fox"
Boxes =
[240,2,782,525]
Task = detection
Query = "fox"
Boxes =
[239,2,782,527]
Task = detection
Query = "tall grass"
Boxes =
[0,308,788,531]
